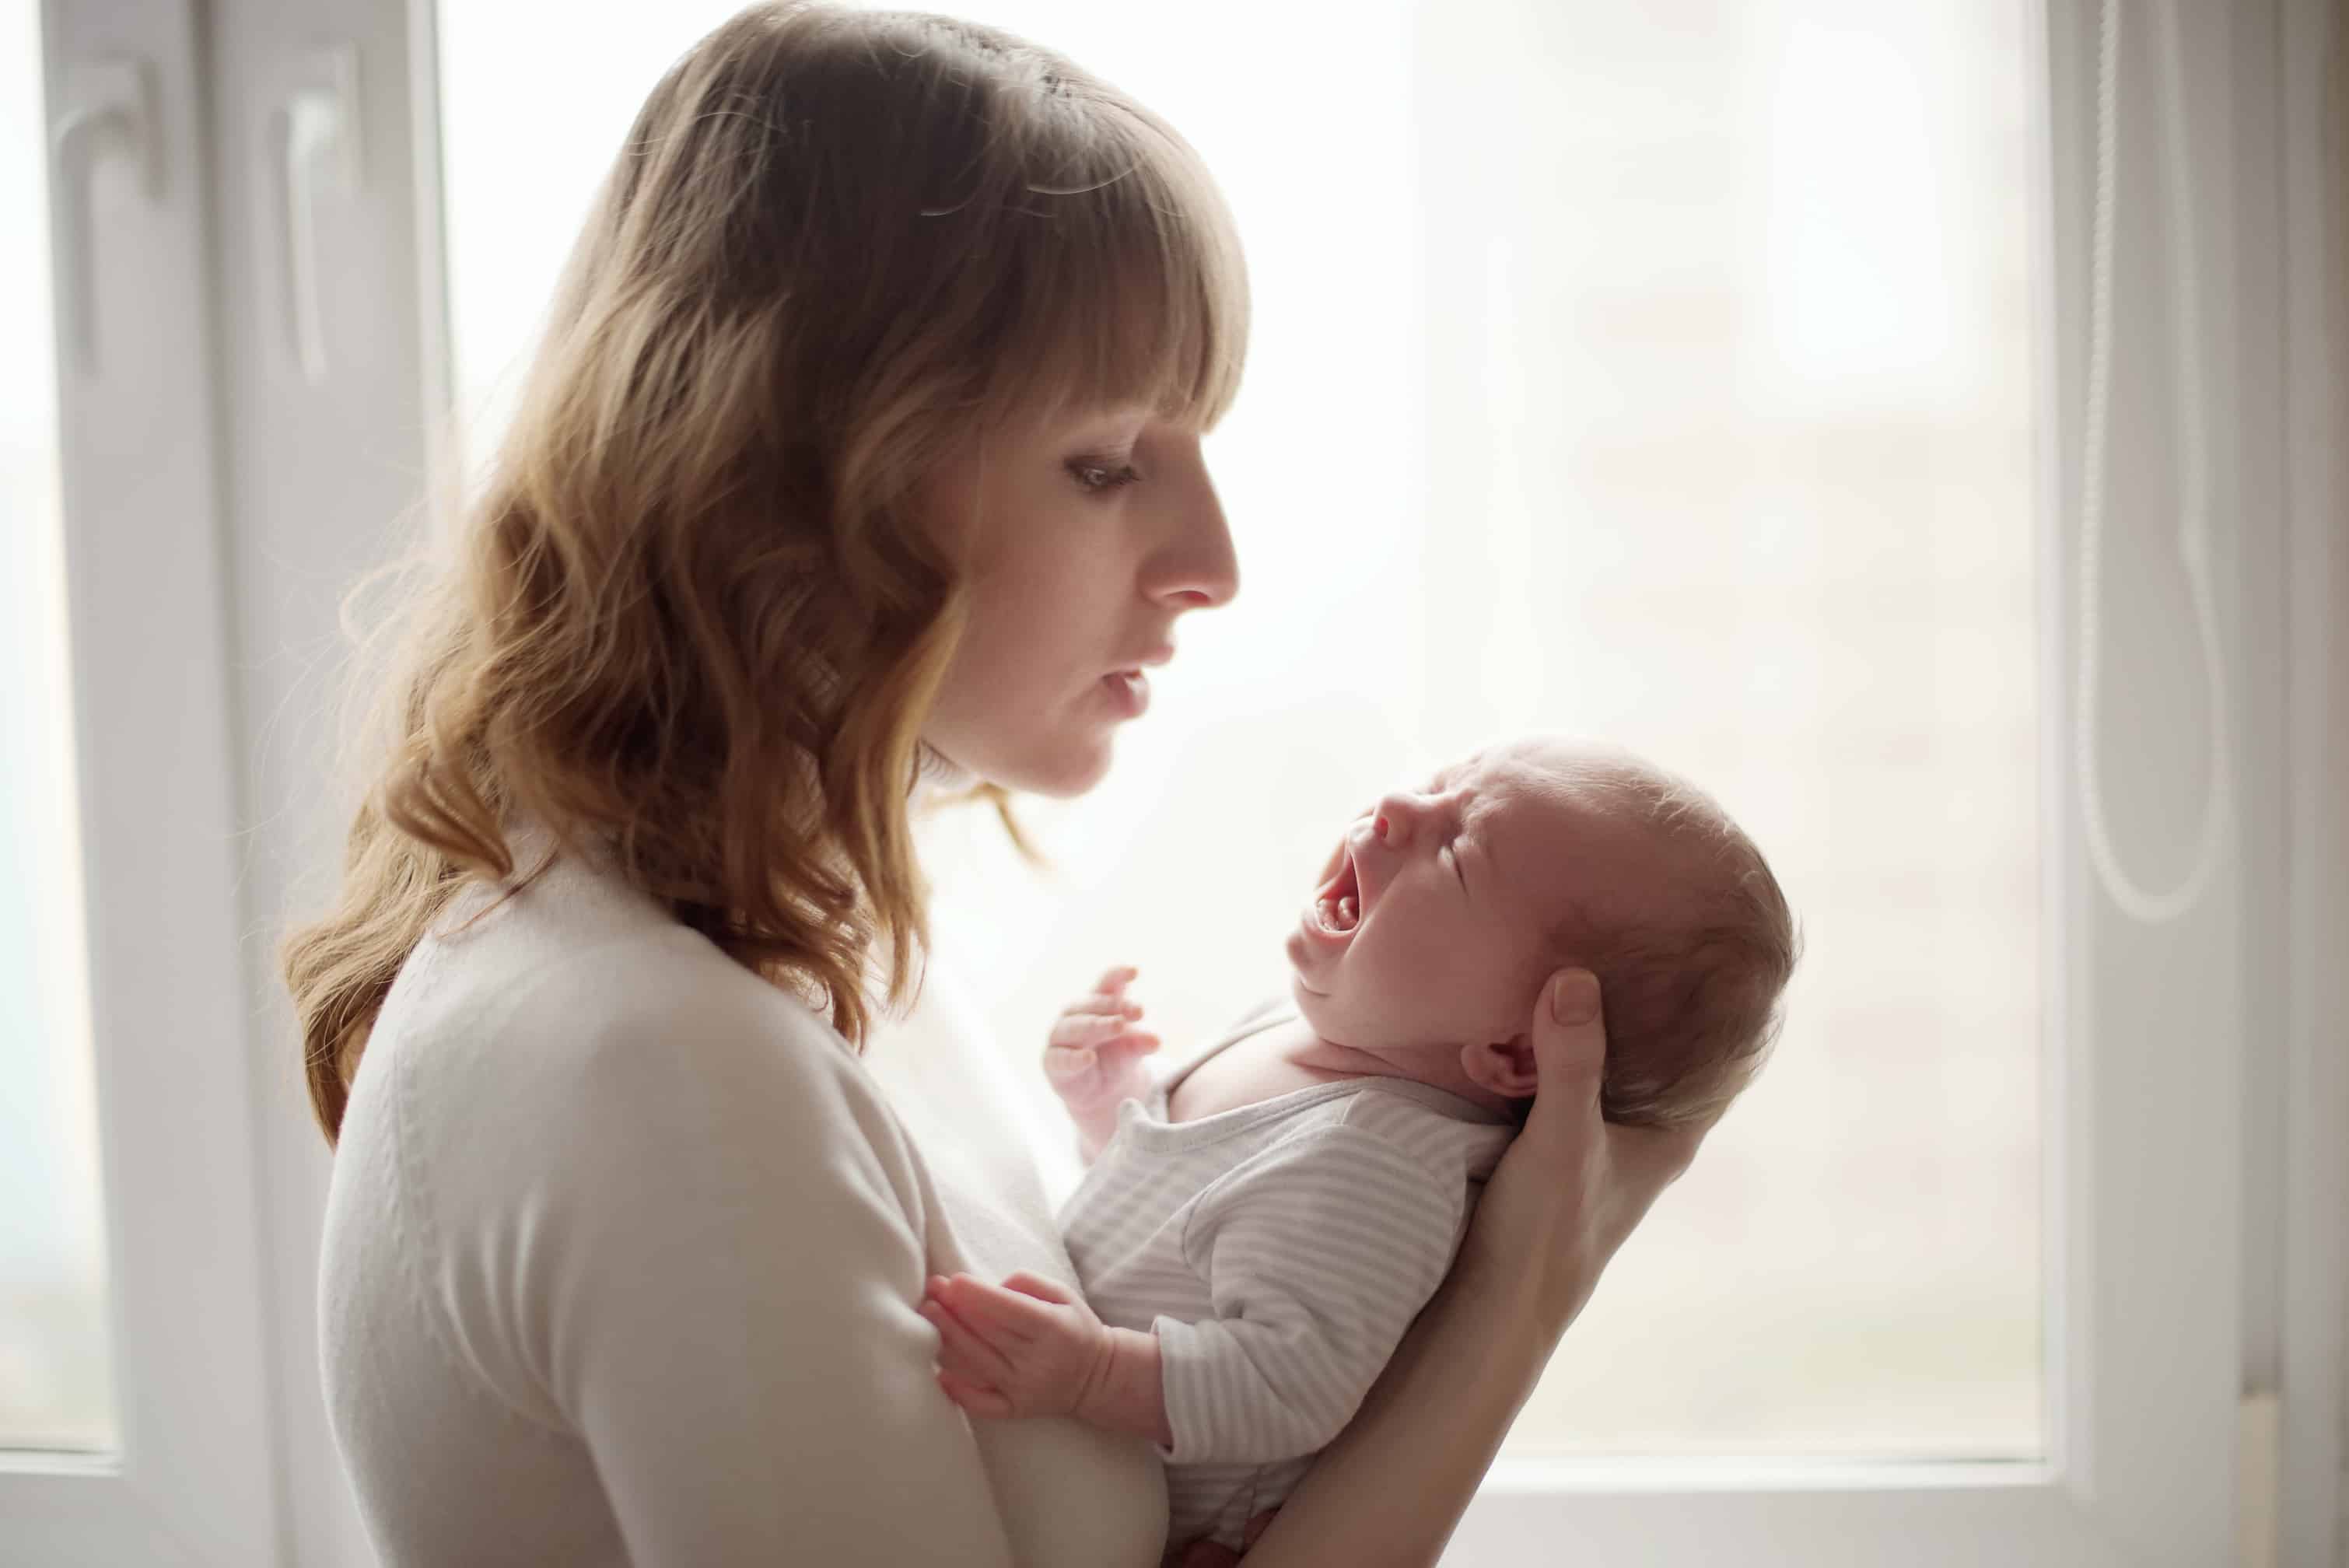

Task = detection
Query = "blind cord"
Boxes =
[2075,0,2232,923]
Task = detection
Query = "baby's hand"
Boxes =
[1043,965,1161,1125]
[921,1271,1113,1423]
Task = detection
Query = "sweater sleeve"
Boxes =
[435,953,1020,1567]
[1149,1125,1467,1467]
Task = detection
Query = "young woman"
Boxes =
[286,7,1713,1564]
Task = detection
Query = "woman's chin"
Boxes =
[1031,737,1115,798]
[964,734,1115,800]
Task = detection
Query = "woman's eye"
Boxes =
[1069,459,1143,493]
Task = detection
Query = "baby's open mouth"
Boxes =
[1313,843,1363,935]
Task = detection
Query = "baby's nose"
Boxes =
[1372,793,1423,843]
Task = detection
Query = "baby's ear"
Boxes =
[1458,1034,1538,1099]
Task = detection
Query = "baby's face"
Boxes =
[1283,740,1665,1060]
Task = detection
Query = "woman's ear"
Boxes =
[1458,1034,1539,1100]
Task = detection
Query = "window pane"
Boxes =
[1413,0,2043,1458]
[439,0,2040,1461]
[0,0,117,1454]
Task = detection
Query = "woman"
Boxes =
[287,6,1710,1564]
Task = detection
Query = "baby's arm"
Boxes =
[921,1272,1171,1446]
[926,1125,1465,1468]
[1041,966,1160,1165]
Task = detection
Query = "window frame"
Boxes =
[1451,1,2323,1561]
[2,0,280,1562]
[8,0,2342,1563]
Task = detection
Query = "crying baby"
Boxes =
[917,735,1798,1556]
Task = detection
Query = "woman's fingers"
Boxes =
[1522,969,1607,1132]
[1614,1109,1713,1192]
[1460,967,1723,1334]
[1165,1510,1274,1568]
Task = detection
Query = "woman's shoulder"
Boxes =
[394,850,851,1068]
[347,849,917,1215]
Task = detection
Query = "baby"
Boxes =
[916,735,1797,1555]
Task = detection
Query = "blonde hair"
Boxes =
[283,2,1246,1141]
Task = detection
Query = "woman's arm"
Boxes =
[1230,971,1712,1568]
[488,964,1027,1566]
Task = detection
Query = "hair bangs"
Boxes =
[981,96,1249,430]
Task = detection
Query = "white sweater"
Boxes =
[317,842,1165,1566]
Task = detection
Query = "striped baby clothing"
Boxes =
[1058,1005,1517,1553]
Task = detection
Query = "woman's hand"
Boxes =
[1203,970,1710,1568]
[1167,1508,1279,1567]
[1042,966,1161,1157]
[1454,968,1714,1341]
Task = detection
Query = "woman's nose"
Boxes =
[1144,440,1239,611]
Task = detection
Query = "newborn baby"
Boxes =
[917,736,1797,1555]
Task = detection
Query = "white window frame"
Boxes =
[4,1,278,1562]
[5,0,2340,1563]
[2271,2,2347,1563]
[1457,2,2337,1563]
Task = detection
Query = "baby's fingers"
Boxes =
[933,1272,1056,1341]
[1042,1044,1099,1087]
[1102,1030,1160,1059]
[1049,1009,1144,1050]
[1001,1270,1076,1306]
[921,1286,1018,1381]
[936,1368,1013,1420]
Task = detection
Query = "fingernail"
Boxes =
[1553,970,1600,1024]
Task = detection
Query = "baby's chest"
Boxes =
[1162,1043,1325,1125]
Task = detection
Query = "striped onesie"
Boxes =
[1059,1005,1515,1554]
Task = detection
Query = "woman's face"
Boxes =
[919,402,1238,797]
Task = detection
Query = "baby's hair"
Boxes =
[1528,758,1798,1130]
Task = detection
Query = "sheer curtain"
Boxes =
[438,0,2045,1460]
[915,0,2043,1459]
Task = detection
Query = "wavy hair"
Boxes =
[284,2,1247,1140]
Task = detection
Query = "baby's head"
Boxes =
[1283,736,1796,1129]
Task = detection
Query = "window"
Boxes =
[10,0,2324,1561]
[0,0,114,1454]
[1,1,278,1558]
[922,0,2045,1461]
[428,2,2260,1558]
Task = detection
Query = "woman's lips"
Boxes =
[1099,670,1149,718]
[1098,642,1174,722]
